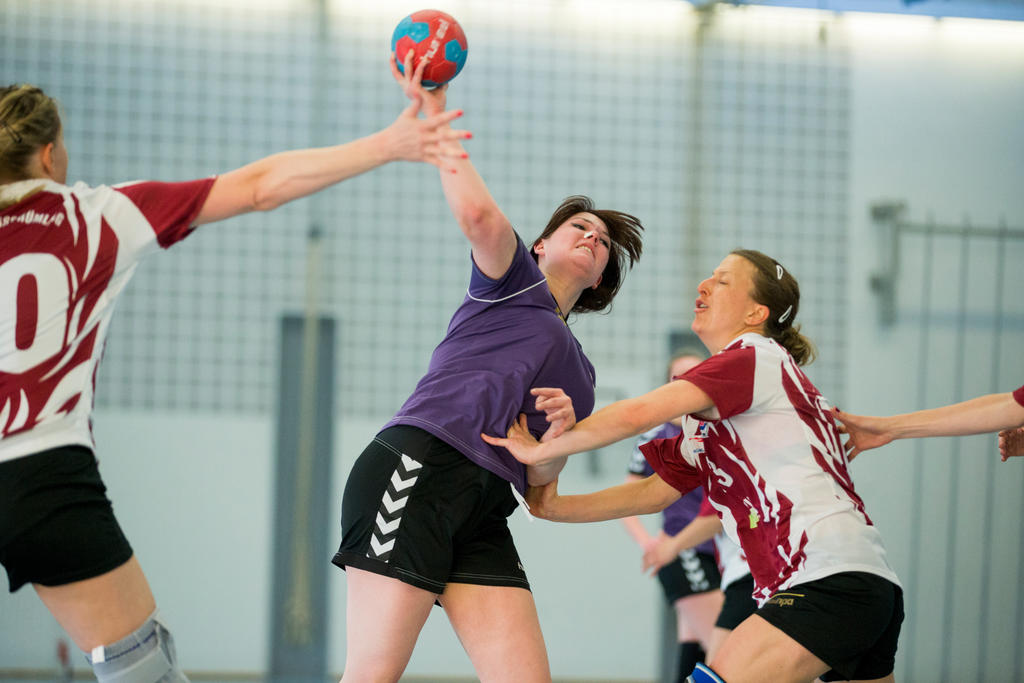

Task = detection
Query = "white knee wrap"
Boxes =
[86,610,188,683]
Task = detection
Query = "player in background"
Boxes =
[0,82,468,683]
[641,498,757,665]
[620,350,723,680]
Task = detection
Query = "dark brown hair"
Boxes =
[731,249,817,366]
[0,84,61,185]
[531,195,643,314]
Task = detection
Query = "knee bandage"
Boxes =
[85,610,188,683]
[686,662,726,683]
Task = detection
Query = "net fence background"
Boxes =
[4,0,849,414]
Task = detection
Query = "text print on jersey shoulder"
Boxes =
[0,209,66,231]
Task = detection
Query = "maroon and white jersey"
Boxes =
[642,333,900,605]
[1014,384,1024,407]
[0,177,215,463]
[699,496,749,590]
[714,531,749,591]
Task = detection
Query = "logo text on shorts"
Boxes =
[766,592,804,607]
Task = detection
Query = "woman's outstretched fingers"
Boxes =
[532,388,575,433]
[389,52,408,86]
[428,109,472,160]
[429,108,465,128]
[482,414,546,465]
[1000,427,1024,461]
[411,52,430,87]
[480,432,505,447]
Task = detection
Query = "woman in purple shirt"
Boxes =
[331,55,644,682]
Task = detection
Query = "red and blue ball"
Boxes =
[391,9,468,88]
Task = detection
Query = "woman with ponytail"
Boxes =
[484,250,903,683]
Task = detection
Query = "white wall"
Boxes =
[844,12,1024,682]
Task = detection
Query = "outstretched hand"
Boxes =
[641,536,679,576]
[1000,427,1024,462]
[482,414,549,465]
[831,407,893,460]
[533,387,576,442]
[387,52,467,173]
[386,97,470,171]
[391,51,448,116]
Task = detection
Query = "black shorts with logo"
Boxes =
[757,572,904,682]
[0,446,134,592]
[657,549,721,604]
[333,425,530,595]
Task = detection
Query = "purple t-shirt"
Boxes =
[383,235,596,493]
[627,422,715,556]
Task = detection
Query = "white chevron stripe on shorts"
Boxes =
[367,452,422,562]
[680,548,710,591]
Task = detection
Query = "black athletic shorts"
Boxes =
[715,573,757,630]
[0,446,134,592]
[657,549,721,604]
[333,425,530,595]
[757,572,904,682]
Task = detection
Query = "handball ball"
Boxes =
[391,9,468,88]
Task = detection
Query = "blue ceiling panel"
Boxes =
[687,0,1024,22]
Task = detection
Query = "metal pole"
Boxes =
[978,218,1007,682]
[939,219,971,681]
[284,226,325,645]
[905,216,935,681]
